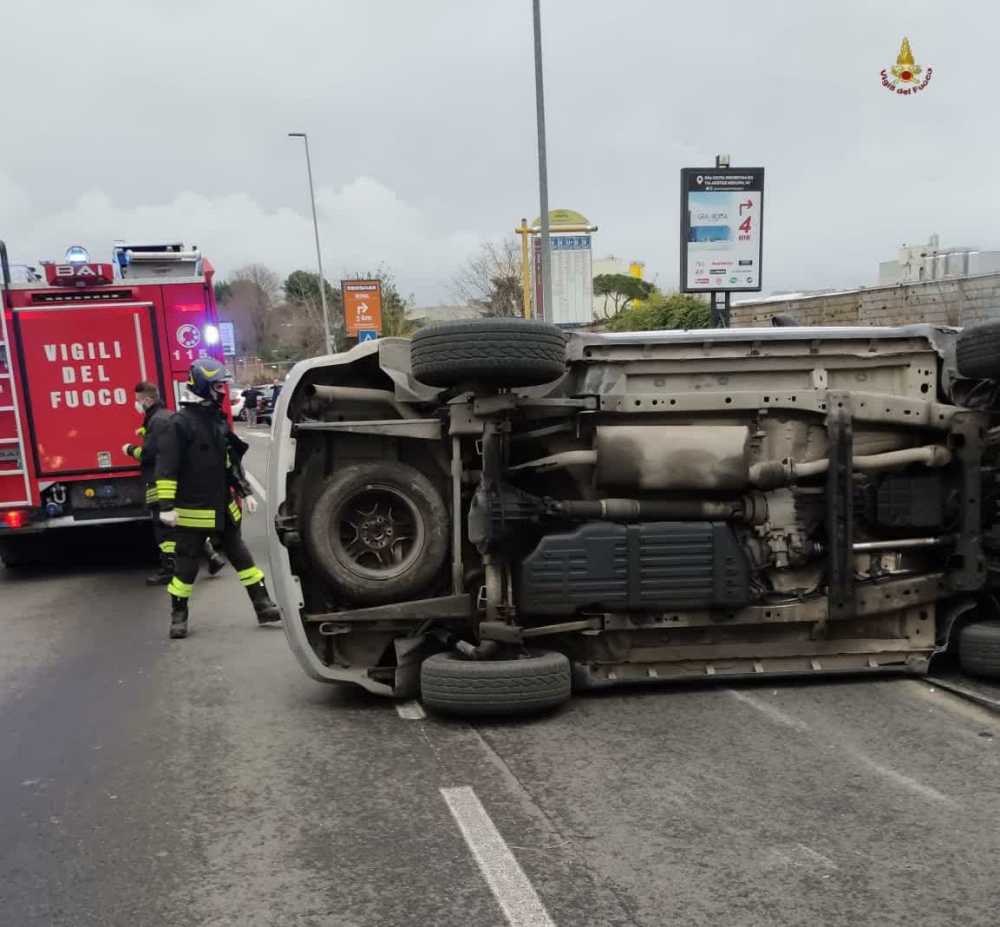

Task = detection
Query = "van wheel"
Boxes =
[956,320,1000,380]
[410,319,567,390]
[958,621,1000,680]
[305,462,449,606]
[420,650,571,717]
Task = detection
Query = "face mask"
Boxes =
[134,401,146,415]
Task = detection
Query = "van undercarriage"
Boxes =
[268,321,1000,715]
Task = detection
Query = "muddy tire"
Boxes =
[410,319,567,389]
[420,650,571,717]
[305,462,448,606]
[958,621,1000,680]
[957,320,1000,380]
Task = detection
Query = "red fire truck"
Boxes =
[0,241,226,565]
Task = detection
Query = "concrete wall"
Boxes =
[731,273,1000,328]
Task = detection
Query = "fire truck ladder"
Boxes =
[0,241,32,507]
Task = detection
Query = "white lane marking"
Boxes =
[246,472,267,502]
[440,786,555,927]
[727,688,810,732]
[728,689,958,807]
[844,747,959,807]
[133,313,148,380]
[763,843,838,872]
[396,700,426,720]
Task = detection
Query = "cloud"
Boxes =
[1,172,480,302]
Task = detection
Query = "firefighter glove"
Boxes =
[244,495,259,515]
[159,510,178,528]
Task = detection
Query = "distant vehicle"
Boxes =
[0,240,228,566]
[230,385,246,421]
[255,383,282,425]
[268,318,1000,716]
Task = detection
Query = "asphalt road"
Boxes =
[2,430,1000,926]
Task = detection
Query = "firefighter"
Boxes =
[154,358,280,639]
[123,382,225,586]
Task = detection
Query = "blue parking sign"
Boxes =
[357,329,379,343]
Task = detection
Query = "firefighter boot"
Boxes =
[205,539,225,576]
[247,581,281,625]
[169,595,189,639]
[146,554,175,586]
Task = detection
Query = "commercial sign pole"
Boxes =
[515,218,533,318]
[679,155,764,328]
[288,132,334,355]
[532,0,553,323]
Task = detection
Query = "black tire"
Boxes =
[410,319,567,389]
[0,536,39,568]
[958,621,1000,680]
[956,320,1000,379]
[420,650,571,717]
[305,461,449,606]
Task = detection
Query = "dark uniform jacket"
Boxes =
[128,401,173,506]
[154,402,252,531]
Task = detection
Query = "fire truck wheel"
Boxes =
[958,621,1000,680]
[0,536,39,568]
[956,319,1000,380]
[410,319,567,390]
[420,650,572,717]
[306,462,449,606]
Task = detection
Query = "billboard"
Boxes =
[342,280,383,337]
[532,234,594,326]
[680,167,764,293]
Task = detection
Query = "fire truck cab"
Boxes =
[0,240,225,565]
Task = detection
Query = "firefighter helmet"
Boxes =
[187,357,232,401]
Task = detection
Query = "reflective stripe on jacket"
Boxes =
[154,402,253,531]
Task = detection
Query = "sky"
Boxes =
[1,0,997,305]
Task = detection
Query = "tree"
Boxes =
[281,269,344,353]
[605,292,711,332]
[593,273,655,319]
[216,264,281,355]
[283,270,339,306]
[451,238,524,317]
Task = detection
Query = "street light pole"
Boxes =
[288,132,334,355]
[532,0,553,323]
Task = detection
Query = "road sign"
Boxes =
[531,234,594,325]
[218,320,236,357]
[680,167,764,293]
[357,329,378,343]
[342,280,383,336]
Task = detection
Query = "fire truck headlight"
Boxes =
[203,324,220,346]
[65,245,90,264]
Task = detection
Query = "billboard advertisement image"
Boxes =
[680,167,764,293]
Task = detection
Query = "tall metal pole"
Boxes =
[532,0,553,323]
[288,132,333,355]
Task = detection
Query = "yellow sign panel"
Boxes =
[530,208,591,227]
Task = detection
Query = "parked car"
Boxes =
[255,383,282,425]
[229,385,246,421]
[266,318,1000,716]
